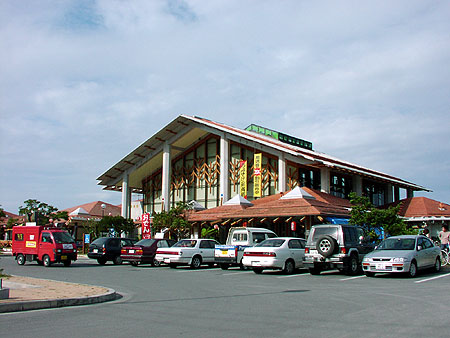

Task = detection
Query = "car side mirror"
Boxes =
[417,245,422,251]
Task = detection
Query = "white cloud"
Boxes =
[1,0,449,212]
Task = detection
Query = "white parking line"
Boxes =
[221,271,254,276]
[414,272,450,284]
[340,275,367,281]
[277,274,309,279]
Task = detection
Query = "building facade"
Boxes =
[97,115,429,221]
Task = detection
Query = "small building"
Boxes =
[0,211,25,240]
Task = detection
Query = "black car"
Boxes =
[88,237,135,265]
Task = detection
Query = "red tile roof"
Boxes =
[63,201,121,218]
[386,197,450,218]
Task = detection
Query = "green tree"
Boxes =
[97,215,136,237]
[152,202,192,239]
[0,206,5,218]
[348,192,410,240]
[18,199,67,225]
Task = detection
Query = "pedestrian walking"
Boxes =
[438,225,450,251]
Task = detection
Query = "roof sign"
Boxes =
[245,124,313,150]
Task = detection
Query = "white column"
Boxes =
[352,175,363,196]
[278,153,286,193]
[121,173,129,218]
[219,136,230,204]
[162,142,171,211]
[320,167,330,194]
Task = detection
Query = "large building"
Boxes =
[97,115,429,232]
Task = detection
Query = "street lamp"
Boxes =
[101,203,106,218]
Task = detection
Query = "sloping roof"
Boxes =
[97,115,429,192]
[69,207,90,216]
[386,197,450,218]
[187,187,350,222]
[0,211,26,226]
[63,201,121,218]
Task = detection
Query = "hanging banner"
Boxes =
[142,213,152,239]
[239,160,247,198]
[253,153,262,197]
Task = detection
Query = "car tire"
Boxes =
[190,256,202,269]
[345,255,359,276]
[63,260,71,267]
[407,260,417,278]
[97,258,107,265]
[152,259,161,267]
[434,257,441,272]
[113,256,122,265]
[283,260,295,275]
[309,267,321,275]
[43,255,51,267]
[220,264,230,270]
[16,254,25,265]
[130,261,139,267]
[169,263,178,269]
[316,235,337,257]
[364,271,375,277]
[253,268,263,274]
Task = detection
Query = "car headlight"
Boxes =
[363,257,370,262]
[392,257,405,262]
[56,249,62,253]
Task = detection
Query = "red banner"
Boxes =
[142,213,152,239]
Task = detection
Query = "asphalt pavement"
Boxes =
[0,254,449,338]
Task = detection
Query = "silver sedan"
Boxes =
[362,235,441,277]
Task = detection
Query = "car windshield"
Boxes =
[52,232,75,244]
[134,239,156,247]
[256,239,285,247]
[376,238,416,251]
[173,240,197,248]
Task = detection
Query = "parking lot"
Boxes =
[1,255,449,338]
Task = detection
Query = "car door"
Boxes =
[39,232,54,260]
[422,237,436,267]
[199,240,215,262]
[109,238,121,259]
[288,239,305,268]
[415,237,430,268]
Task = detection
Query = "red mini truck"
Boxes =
[12,225,77,267]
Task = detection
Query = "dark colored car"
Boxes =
[88,237,135,265]
[121,238,177,266]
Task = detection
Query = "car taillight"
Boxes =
[340,247,347,254]
[137,250,143,254]
[305,247,309,254]
[121,249,126,254]
[244,252,276,257]
[102,247,106,253]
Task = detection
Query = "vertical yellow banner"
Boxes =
[253,153,262,197]
[239,160,247,198]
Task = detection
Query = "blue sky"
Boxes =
[1,0,449,213]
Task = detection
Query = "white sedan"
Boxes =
[242,237,306,274]
[155,238,219,269]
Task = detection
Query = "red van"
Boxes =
[12,225,77,267]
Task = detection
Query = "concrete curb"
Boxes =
[0,286,122,313]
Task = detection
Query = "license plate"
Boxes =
[221,250,228,255]
[164,258,170,264]
[376,263,385,270]
[129,250,135,254]
[252,261,261,267]
[93,249,98,253]
[61,255,67,260]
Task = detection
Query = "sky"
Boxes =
[1,0,449,214]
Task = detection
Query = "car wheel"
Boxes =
[169,263,178,269]
[364,271,375,277]
[283,260,295,275]
[220,264,230,270]
[63,260,71,267]
[130,261,139,267]
[316,235,337,257]
[434,257,441,272]
[190,256,202,269]
[407,261,417,278]
[152,259,161,267]
[97,258,107,265]
[309,267,321,275]
[43,255,51,267]
[16,254,25,265]
[113,256,122,265]
[253,268,263,274]
[345,255,359,276]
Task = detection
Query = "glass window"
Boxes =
[232,232,248,242]
[256,239,285,247]
[423,238,433,249]
[135,239,156,247]
[53,232,74,244]
[173,240,197,248]
[14,233,24,241]
[41,232,53,243]
[253,232,267,244]
[288,239,302,249]
[157,240,169,248]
